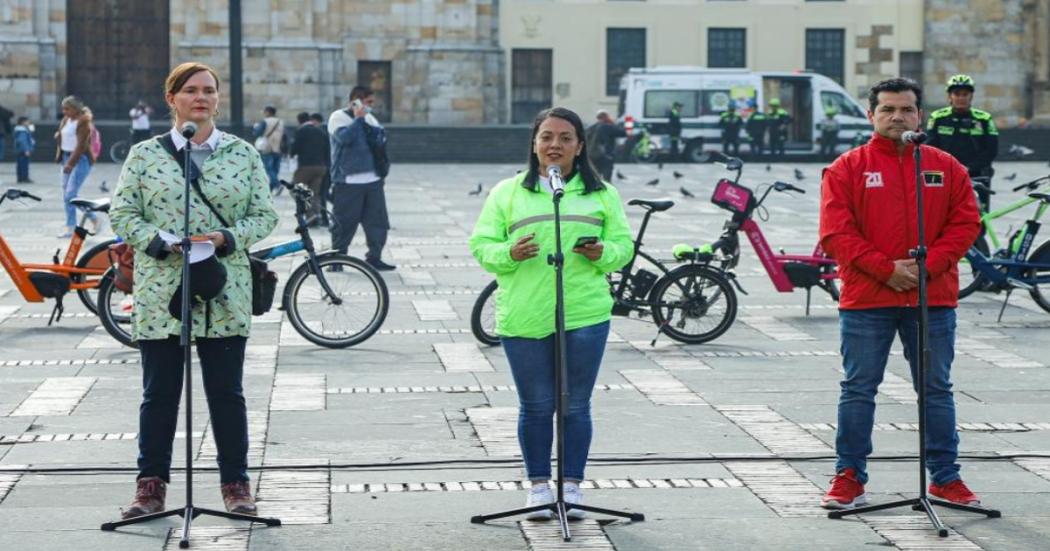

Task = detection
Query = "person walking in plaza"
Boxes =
[817,108,841,159]
[310,112,331,226]
[766,98,791,157]
[291,111,329,224]
[746,109,768,156]
[469,107,634,520]
[327,85,395,271]
[129,100,153,144]
[586,109,626,182]
[13,116,35,183]
[666,101,683,159]
[927,74,999,213]
[109,61,278,520]
[253,105,285,193]
[818,78,983,510]
[55,95,99,237]
[718,103,744,157]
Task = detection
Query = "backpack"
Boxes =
[89,124,102,161]
[363,123,390,179]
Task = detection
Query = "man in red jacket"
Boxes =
[818,78,982,510]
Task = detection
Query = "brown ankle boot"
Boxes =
[122,476,167,519]
[221,481,257,515]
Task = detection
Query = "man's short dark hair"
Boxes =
[309,112,324,123]
[350,86,374,101]
[297,111,310,124]
[264,105,276,116]
[17,116,29,124]
[868,78,923,112]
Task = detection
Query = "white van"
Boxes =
[618,67,872,161]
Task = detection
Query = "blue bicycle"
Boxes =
[962,187,1050,320]
[97,181,389,348]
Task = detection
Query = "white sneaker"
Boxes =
[564,484,585,520]
[525,484,554,521]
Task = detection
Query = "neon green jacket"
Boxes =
[469,172,634,338]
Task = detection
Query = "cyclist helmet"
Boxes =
[946,74,975,92]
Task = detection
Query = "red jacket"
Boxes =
[819,133,981,310]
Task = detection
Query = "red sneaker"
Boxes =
[929,479,980,505]
[820,468,868,509]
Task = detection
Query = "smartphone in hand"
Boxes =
[573,235,599,248]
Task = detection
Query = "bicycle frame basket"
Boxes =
[711,178,755,215]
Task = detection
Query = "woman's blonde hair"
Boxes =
[61,95,86,115]
[165,62,221,96]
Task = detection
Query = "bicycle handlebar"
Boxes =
[1012,175,1050,193]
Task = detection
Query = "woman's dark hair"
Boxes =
[297,111,310,124]
[523,107,604,194]
[868,78,923,112]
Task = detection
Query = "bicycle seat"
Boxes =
[69,197,111,213]
[627,198,675,212]
[1029,192,1050,203]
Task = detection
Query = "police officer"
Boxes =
[767,98,791,157]
[817,108,841,158]
[718,103,744,157]
[666,101,683,159]
[746,109,767,156]
[927,74,999,212]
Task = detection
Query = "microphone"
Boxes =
[180,121,198,139]
[900,130,927,144]
[547,165,565,197]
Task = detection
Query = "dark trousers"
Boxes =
[769,130,786,156]
[292,164,327,218]
[16,153,30,182]
[820,134,838,157]
[319,170,331,224]
[331,180,390,261]
[722,138,740,157]
[137,335,249,484]
[594,158,614,182]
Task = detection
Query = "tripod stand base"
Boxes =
[472,500,644,542]
[828,496,1000,538]
[101,505,280,548]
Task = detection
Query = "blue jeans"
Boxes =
[262,152,281,190]
[61,152,95,227]
[835,307,961,485]
[17,153,31,182]
[502,321,610,481]
[137,336,250,483]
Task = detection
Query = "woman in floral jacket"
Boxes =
[109,62,278,520]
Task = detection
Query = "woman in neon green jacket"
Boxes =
[469,107,634,519]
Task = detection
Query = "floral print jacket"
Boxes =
[110,133,278,340]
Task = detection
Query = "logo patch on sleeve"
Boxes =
[922,171,944,187]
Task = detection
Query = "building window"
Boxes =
[607,28,646,96]
[358,61,392,123]
[899,51,924,86]
[708,28,746,68]
[511,49,552,124]
[805,29,845,85]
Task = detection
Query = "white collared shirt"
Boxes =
[170,126,223,170]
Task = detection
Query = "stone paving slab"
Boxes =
[3,161,1050,549]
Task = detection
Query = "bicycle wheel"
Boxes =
[470,280,500,346]
[109,140,131,163]
[958,235,992,299]
[1026,240,1050,313]
[283,253,389,348]
[649,265,737,344]
[96,267,138,349]
[73,238,118,314]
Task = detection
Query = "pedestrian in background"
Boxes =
[585,109,626,182]
[129,100,153,144]
[767,98,791,157]
[718,103,744,157]
[666,101,683,159]
[253,106,285,193]
[55,95,99,237]
[817,108,841,159]
[291,111,329,224]
[310,112,331,226]
[14,116,35,183]
[469,106,634,520]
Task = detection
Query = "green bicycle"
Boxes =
[959,175,1050,301]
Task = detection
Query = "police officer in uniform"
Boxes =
[766,98,791,157]
[718,103,744,157]
[927,74,999,212]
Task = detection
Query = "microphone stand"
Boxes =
[102,126,280,547]
[829,138,1001,535]
[472,171,644,541]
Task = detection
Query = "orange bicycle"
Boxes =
[0,188,116,323]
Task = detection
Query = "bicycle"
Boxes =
[470,198,737,346]
[957,180,1050,319]
[693,151,839,315]
[96,180,390,348]
[0,188,116,322]
[109,129,134,163]
[959,175,1050,300]
[624,125,660,163]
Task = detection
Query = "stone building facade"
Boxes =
[924,0,1050,125]
[0,0,505,124]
